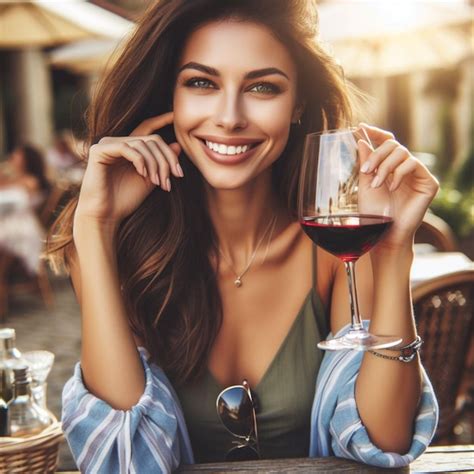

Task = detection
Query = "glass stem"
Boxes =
[344,260,363,331]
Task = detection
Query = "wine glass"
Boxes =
[22,350,55,409]
[298,127,402,350]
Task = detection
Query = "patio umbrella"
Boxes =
[317,0,474,77]
[48,37,124,74]
[0,0,132,49]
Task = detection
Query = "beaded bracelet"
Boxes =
[368,336,423,363]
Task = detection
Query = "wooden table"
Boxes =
[58,445,474,473]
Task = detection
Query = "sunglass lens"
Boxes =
[226,444,259,461]
[217,387,254,437]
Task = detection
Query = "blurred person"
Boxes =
[0,144,51,208]
[46,0,439,471]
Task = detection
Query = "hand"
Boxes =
[75,112,183,229]
[357,123,439,251]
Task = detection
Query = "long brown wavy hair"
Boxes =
[46,0,354,387]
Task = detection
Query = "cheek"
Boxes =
[173,91,209,144]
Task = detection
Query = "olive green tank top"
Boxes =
[175,244,329,463]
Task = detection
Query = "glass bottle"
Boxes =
[7,363,52,437]
[0,328,23,402]
[0,375,8,436]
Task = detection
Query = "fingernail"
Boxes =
[176,163,184,177]
[360,162,370,173]
[371,175,380,188]
[142,166,148,178]
[153,173,160,186]
[166,178,171,191]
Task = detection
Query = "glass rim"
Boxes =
[305,126,362,139]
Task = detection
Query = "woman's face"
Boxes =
[173,20,299,190]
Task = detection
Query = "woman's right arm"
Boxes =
[71,112,183,410]
[72,218,145,410]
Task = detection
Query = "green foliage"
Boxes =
[431,186,474,238]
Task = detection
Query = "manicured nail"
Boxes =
[166,178,171,191]
[142,166,148,178]
[176,163,184,177]
[361,161,370,173]
[153,173,160,186]
[371,175,380,188]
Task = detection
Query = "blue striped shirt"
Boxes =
[62,323,438,473]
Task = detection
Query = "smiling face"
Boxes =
[173,20,299,190]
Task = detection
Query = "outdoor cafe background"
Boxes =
[0,0,472,470]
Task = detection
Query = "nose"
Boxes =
[213,90,248,131]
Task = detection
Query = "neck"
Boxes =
[205,170,290,269]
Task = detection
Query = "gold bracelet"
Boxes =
[368,336,423,363]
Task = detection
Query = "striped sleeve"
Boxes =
[310,323,439,468]
[61,348,194,473]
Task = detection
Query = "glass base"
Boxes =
[317,329,402,351]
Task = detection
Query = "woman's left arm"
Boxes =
[330,124,439,454]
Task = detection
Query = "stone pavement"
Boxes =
[3,273,80,470]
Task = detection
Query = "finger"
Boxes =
[389,157,418,191]
[360,139,400,174]
[128,140,160,185]
[93,142,148,178]
[359,123,395,147]
[147,141,171,191]
[370,146,409,189]
[131,112,174,137]
[150,135,183,178]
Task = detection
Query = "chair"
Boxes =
[38,184,68,229]
[413,269,474,442]
[415,212,458,252]
[0,185,67,320]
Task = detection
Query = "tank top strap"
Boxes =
[311,242,317,288]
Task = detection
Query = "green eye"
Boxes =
[185,78,216,89]
[250,82,281,94]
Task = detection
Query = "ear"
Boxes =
[291,103,305,124]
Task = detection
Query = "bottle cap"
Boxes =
[0,328,15,352]
[0,328,15,340]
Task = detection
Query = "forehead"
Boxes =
[178,20,296,78]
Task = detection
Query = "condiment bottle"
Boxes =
[0,328,23,402]
[0,376,7,436]
[7,363,52,437]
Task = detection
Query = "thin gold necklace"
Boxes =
[218,215,278,288]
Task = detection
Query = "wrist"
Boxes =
[371,240,414,267]
[73,214,119,249]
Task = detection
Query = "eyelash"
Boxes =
[183,77,282,95]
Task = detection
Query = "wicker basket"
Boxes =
[0,414,63,474]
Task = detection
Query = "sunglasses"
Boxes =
[216,379,261,461]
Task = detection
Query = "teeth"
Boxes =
[205,140,252,156]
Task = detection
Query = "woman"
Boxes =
[49,0,439,471]
[0,144,50,206]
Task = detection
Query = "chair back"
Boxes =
[38,186,67,229]
[413,269,474,440]
[415,212,457,252]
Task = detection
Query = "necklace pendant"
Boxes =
[234,277,242,288]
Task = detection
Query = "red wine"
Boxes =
[301,214,393,262]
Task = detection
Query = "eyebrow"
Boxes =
[177,62,289,80]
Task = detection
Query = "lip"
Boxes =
[196,136,264,166]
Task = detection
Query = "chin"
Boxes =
[200,169,254,191]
